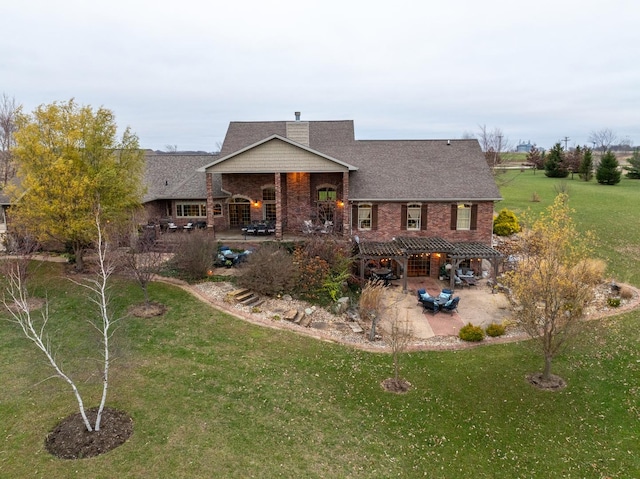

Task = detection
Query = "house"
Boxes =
[144,113,503,288]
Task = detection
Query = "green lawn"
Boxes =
[1,175,640,478]
[496,169,640,286]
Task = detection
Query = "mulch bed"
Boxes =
[45,407,133,459]
[381,378,412,393]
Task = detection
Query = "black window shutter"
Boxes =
[372,204,378,230]
[450,204,457,230]
[421,204,428,230]
[401,204,407,230]
[471,204,478,230]
[352,204,358,228]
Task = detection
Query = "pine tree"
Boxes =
[578,147,594,181]
[544,143,568,178]
[596,150,621,185]
[624,148,640,179]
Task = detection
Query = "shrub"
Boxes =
[236,243,298,296]
[168,231,217,280]
[620,286,634,300]
[493,209,520,236]
[607,297,621,307]
[485,322,506,337]
[458,323,485,342]
[530,191,540,202]
[575,258,607,285]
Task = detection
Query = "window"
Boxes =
[317,186,337,223]
[456,203,471,230]
[176,202,206,217]
[212,203,223,217]
[358,204,372,230]
[407,203,421,230]
[317,187,337,202]
[262,187,276,221]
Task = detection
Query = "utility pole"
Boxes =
[563,136,570,150]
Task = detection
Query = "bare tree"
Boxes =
[2,208,118,431]
[588,128,617,156]
[122,224,165,307]
[164,144,178,153]
[0,93,18,186]
[477,124,511,169]
[385,309,413,391]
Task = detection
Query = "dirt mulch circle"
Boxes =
[526,372,567,391]
[128,301,167,318]
[45,407,133,459]
[381,378,412,393]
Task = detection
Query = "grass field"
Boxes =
[1,175,639,478]
[495,169,640,285]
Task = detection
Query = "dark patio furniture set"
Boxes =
[417,288,460,314]
[242,221,276,236]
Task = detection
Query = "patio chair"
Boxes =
[440,297,460,314]
[167,222,178,232]
[302,219,314,234]
[417,289,439,314]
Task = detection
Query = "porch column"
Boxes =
[342,171,350,235]
[275,172,282,240]
[206,173,215,236]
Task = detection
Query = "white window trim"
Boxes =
[407,202,421,230]
[176,201,207,218]
[456,203,471,230]
[358,203,372,230]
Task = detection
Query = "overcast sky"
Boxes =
[3,0,639,152]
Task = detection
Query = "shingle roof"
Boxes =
[217,120,501,202]
[143,152,224,202]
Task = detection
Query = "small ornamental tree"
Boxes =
[525,145,545,171]
[596,150,621,185]
[578,147,594,181]
[493,208,520,236]
[544,143,569,178]
[1,207,121,432]
[504,194,597,389]
[564,145,583,179]
[624,148,640,179]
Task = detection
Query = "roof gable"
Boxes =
[200,135,358,173]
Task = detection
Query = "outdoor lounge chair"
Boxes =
[440,297,460,314]
[417,289,439,314]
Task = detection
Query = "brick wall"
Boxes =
[353,201,494,245]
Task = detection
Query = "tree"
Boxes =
[589,128,617,157]
[544,143,568,178]
[578,146,594,181]
[9,99,145,271]
[0,93,18,187]
[564,145,583,179]
[525,145,544,171]
[477,125,510,169]
[1,208,120,431]
[595,150,621,185]
[624,148,640,179]
[504,194,598,388]
[122,221,165,309]
[382,309,413,393]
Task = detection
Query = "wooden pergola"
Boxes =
[357,237,503,292]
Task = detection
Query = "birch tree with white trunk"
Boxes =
[2,207,117,431]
